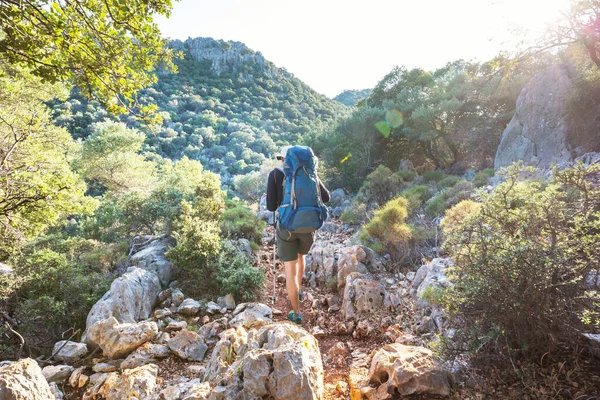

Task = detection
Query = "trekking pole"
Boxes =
[272,211,277,305]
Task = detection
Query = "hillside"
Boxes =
[333,89,372,106]
[50,37,350,180]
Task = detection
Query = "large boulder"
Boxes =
[329,188,347,207]
[410,258,452,302]
[342,273,386,321]
[229,303,272,329]
[167,329,208,361]
[369,344,451,397]
[129,237,173,287]
[121,343,170,369]
[85,267,161,336]
[495,64,581,170]
[204,327,249,381]
[102,364,158,400]
[42,365,74,384]
[53,341,88,363]
[0,358,54,399]
[87,317,158,359]
[208,323,324,400]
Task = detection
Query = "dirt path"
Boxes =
[257,224,389,399]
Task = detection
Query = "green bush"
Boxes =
[215,244,264,302]
[423,170,447,183]
[442,162,600,362]
[396,169,417,182]
[437,175,461,189]
[11,249,110,352]
[471,168,494,188]
[220,199,266,247]
[400,185,431,212]
[442,180,474,208]
[359,165,404,205]
[424,195,446,216]
[340,202,368,225]
[359,197,413,264]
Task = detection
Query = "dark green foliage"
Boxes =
[359,165,404,205]
[400,185,432,212]
[424,195,446,216]
[214,244,264,302]
[10,247,111,353]
[423,170,447,183]
[220,200,266,247]
[442,163,600,363]
[437,175,461,189]
[396,170,417,182]
[471,168,494,187]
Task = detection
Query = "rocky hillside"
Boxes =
[50,37,350,179]
[333,89,372,107]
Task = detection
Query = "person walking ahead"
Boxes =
[266,145,330,325]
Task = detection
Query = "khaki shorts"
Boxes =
[276,224,315,262]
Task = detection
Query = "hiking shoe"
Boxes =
[287,310,303,325]
[298,289,304,303]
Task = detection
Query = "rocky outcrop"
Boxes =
[342,273,386,321]
[170,37,275,78]
[368,344,451,397]
[128,237,173,287]
[85,267,161,337]
[495,64,585,170]
[0,358,54,399]
[208,323,324,399]
[87,317,158,359]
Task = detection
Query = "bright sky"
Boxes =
[156,0,571,98]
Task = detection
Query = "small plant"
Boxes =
[471,168,494,188]
[396,169,417,182]
[400,185,431,212]
[437,175,461,189]
[424,195,446,217]
[423,170,447,183]
[358,165,404,205]
[340,202,368,225]
[359,197,413,264]
[419,285,445,307]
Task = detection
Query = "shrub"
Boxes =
[400,185,431,212]
[11,249,110,353]
[424,195,446,217]
[396,169,417,182]
[215,244,264,302]
[340,202,368,225]
[437,175,461,189]
[442,162,600,363]
[471,168,494,188]
[359,197,413,263]
[423,170,446,183]
[220,199,266,247]
[359,165,404,205]
[419,286,445,307]
[440,200,480,235]
[442,180,474,208]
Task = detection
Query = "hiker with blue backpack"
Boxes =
[266,145,330,325]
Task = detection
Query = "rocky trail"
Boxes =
[2,219,600,399]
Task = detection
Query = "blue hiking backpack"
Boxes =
[278,146,328,233]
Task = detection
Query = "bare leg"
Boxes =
[284,260,300,314]
[297,253,305,289]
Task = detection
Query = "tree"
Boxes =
[0,0,179,118]
[535,0,600,68]
[0,65,92,258]
[76,121,157,196]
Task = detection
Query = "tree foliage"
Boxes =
[442,162,600,361]
[0,66,93,258]
[0,0,179,118]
